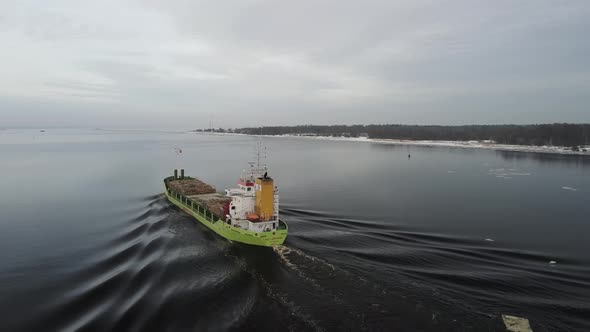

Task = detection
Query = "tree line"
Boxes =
[224,123,590,148]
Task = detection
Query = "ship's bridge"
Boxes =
[226,179,256,197]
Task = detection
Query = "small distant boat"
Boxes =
[163,154,287,247]
[40,130,45,132]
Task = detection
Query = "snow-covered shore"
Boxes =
[368,138,589,155]
[194,132,590,156]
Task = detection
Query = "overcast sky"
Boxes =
[1,0,589,129]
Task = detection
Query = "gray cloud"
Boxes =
[1,0,589,128]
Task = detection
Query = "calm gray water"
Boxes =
[0,129,589,331]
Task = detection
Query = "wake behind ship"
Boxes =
[163,167,287,247]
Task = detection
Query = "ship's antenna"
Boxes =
[257,127,262,174]
[253,127,267,177]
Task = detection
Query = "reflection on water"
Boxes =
[0,130,589,331]
[497,150,590,167]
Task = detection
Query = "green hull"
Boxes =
[164,179,288,247]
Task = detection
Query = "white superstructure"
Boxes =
[224,147,280,233]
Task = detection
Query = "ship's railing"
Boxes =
[164,179,220,223]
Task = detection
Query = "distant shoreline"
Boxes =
[195,132,590,156]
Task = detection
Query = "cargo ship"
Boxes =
[163,166,288,247]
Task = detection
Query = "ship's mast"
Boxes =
[257,137,261,174]
[251,128,267,178]
[258,127,262,173]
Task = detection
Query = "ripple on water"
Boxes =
[12,195,590,331]
[19,194,245,331]
[279,205,590,331]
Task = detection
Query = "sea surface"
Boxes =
[0,129,589,331]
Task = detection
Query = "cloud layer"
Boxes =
[1,0,589,128]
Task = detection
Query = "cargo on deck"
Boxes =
[167,178,216,196]
[188,193,231,219]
